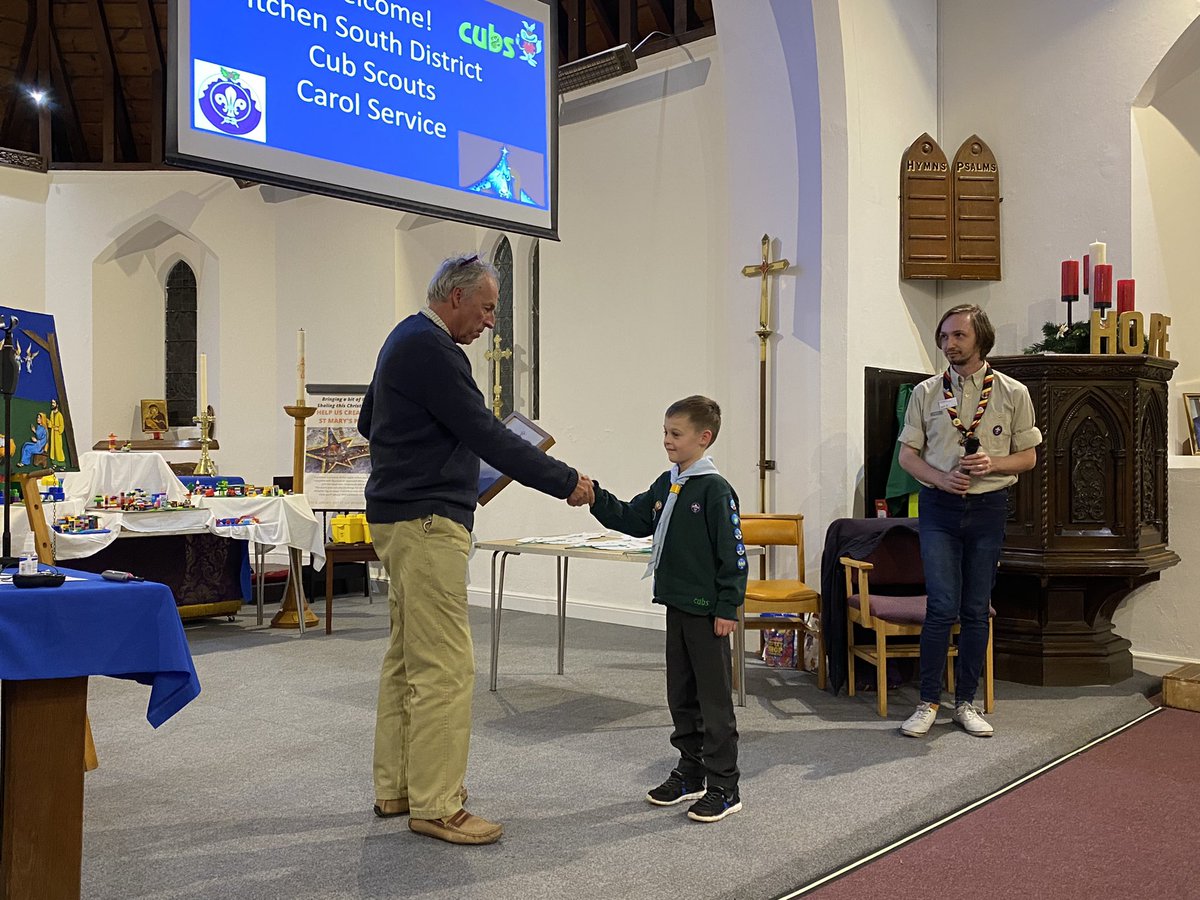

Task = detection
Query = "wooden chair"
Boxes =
[840,527,994,717]
[734,513,824,707]
[18,470,99,771]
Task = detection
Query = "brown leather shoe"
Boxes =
[373,787,468,819]
[409,808,502,845]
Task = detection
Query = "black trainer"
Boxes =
[646,769,706,806]
[686,785,742,822]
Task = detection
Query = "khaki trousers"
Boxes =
[371,515,474,819]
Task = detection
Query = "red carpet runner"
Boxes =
[807,707,1200,899]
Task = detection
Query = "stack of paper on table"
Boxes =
[515,532,652,552]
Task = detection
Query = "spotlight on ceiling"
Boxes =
[557,43,637,94]
[27,88,48,106]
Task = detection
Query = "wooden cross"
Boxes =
[741,234,789,336]
[484,334,513,418]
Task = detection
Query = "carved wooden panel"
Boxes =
[901,134,1001,281]
[989,354,1176,562]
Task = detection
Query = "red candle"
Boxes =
[1116,278,1135,314]
[1061,259,1079,300]
[1083,254,1090,295]
[1092,264,1113,308]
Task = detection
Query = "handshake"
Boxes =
[567,474,596,507]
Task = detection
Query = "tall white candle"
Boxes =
[297,328,306,405]
[1089,241,1107,266]
[199,353,208,413]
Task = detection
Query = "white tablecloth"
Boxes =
[194,494,326,567]
[65,451,189,503]
[11,498,211,560]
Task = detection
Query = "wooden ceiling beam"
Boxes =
[135,0,162,164]
[644,0,671,33]
[86,0,137,163]
[618,0,638,47]
[0,6,37,149]
[586,0,616,50]
[86,0,115,162]
[36,0,50,159]
[48,15,88,160]
[561,0,586,62]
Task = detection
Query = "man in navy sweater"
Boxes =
[359,254,593,846]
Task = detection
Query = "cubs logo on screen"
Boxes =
[193,60,266,142]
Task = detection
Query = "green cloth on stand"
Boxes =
[884,383,923,508]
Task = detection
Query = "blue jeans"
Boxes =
[917,486,1008,705]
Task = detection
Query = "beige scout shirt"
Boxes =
[898,364,1042,495]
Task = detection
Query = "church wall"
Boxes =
[818,0,940,535]
[41,172,283,483]
[937,1,1200,666]
[0,169,47,314]
[1132,83,1200,431]
[456,36,736,628]
[271,195,402,475]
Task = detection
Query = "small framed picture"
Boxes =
[140,399,169,434]
[478,412,555,505]
[1184,393,1200,455]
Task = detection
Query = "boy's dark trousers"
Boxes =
[664,606,739,790]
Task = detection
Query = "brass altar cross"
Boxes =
[484,334,513,418]
[741,234,790,336]
[740,234,789,521]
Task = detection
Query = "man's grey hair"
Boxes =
[427,254,499,305]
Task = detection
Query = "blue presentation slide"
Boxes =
[190,1,550,209]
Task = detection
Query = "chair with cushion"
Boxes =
[734,513,824,707]
[840,527,994,717]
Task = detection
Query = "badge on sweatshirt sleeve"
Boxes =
[690,502,701,513]
[737,557,747,570]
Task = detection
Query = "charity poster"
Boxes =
[304,388,370,509]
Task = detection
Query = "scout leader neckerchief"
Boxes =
[644,456,721,578]
[942,365,993,446]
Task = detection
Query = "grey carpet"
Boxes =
[79,592,1156,900]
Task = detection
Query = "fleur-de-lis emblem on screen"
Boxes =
[214,85,247,125]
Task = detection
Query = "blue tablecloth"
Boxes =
[0,570,201,727]
[178,476,245,491]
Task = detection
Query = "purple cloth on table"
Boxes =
[0,569,200,727]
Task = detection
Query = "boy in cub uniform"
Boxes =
[589,396,747,822]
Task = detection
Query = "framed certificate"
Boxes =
[478,412,556,505]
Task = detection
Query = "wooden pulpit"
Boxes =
[987,354,1179,685]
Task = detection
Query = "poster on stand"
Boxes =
[304,385,371,510]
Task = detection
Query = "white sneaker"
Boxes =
[900,701,939,737]
[952,702,994,737]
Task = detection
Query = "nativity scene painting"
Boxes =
[0,306,79,473]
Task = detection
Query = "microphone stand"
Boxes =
[1,316,20,568]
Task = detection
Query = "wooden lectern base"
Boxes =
[270,548,319,629]
[1,677,88,900]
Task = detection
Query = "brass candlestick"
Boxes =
[271,403,319,631]
[192,409,217,475]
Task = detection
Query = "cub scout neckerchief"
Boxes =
[645,456,720,578]
[942,365,993,446]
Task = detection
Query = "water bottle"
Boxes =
[19,532,38,576]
